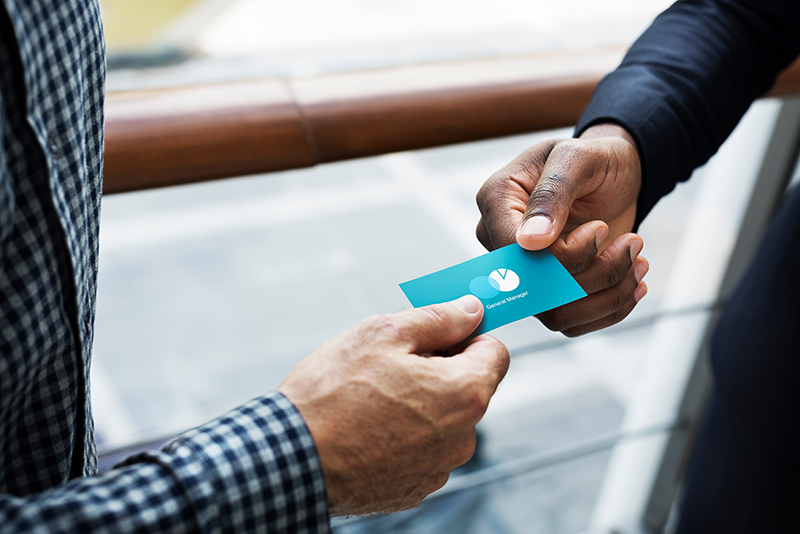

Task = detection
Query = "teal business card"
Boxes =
[400,244,586,336]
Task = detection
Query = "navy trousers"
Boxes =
[676,185,800,533]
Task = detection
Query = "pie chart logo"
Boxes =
[469,268,520,299]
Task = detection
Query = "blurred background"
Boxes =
[93,1,800,533]
[101,0,672,81]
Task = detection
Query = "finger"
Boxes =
[537,258,648,333]
[548,220,609,275]
[476,140,559,249]
[391,295,484,353]
[451,429,479,469]
[571,233,644,294]
[447,334,510,396]
[409,471,452,509]
[516,141,603,251]
[562,282,648,337]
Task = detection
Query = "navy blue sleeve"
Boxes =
[575,0,800,228]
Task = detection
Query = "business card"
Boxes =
[400,244,586,336]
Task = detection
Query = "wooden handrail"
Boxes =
[104,47,800,194]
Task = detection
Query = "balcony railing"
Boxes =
[104,47,800,194]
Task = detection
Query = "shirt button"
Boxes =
[48,134,58,154]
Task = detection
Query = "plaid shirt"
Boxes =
[0,1,330,531]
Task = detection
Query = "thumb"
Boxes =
[392,295,484,354]
[516,142,597,251]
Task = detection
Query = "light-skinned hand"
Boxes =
[278,295,509,516]
[476,123,648,336]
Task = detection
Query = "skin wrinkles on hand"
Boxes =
[278,296,509,516]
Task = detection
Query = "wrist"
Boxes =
[579,122,636,149]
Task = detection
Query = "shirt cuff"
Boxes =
[144,392,331,534]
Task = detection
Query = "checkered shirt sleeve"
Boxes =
[1,0,331,530]
[0,392,331,533]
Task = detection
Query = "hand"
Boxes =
[536,220,648,336]
[476,123,648,336]
[278,296,509,516]
[477,123,642,250]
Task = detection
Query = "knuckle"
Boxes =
[528,179,563,213]
[476,173,515,212]
[476,177,498,210]
[414,473,450,507]
[431,472,450,493]
[465,389,489,421]
[563,328,584,339]
[600,254,632,288]
[481,333,507,354]
[608,288,629,312]
[609,299,636,325]
[491,339,511,371]
[567,297,637,337]
[510,142,554,177]
[363,314,403,341]
[417,305,449,329]
[604,269,639,311]
[568,247,596,274]
[454,433,478,466]
[538,307,570,332]
[451,374,491,420]
[401,493,425,512]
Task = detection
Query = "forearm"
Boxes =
[576,0,800,227]
[0,393,330,534]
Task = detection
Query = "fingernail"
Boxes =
[630,239,644,261]
[634,283,647,303]
[595,227,609,250]
[454,295,482,314]
[634,261,648,283]
[519,216,552,238]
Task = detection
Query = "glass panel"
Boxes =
[335,447,624,534]
[92,127,703,453]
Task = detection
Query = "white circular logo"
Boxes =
[469,268,521,299]
[489,268,520,292]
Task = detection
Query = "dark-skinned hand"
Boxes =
[476,123,648,336]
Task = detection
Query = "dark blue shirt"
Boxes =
[576,0,800,228]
